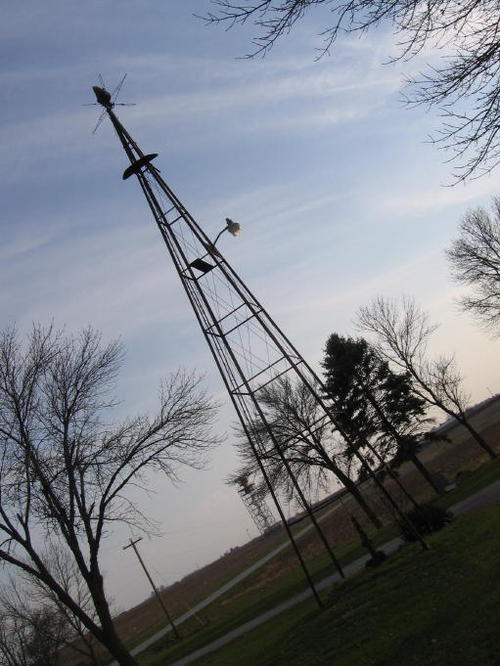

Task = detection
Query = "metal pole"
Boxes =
[123,538,181,639]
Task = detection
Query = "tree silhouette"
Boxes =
[322,333,440,493]
[203,0,500,180]
[0,325,220,665]
[232,376,382,527]
[357,296,497,460]
[448,197,500,334]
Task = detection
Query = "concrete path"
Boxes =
[166,479,500,665]
[449,477,500,516]
[118,502,341,660]
[169,537,403,666]
[115,478,500,665]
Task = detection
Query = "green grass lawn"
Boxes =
[435,454,500,509]
[135,457,500,665]
[136,521,400,666]
[194,505,500,666]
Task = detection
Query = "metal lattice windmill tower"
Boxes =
[91,83,424,604]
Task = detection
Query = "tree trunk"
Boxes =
[103,638,138,666]
[408,452,443,495]
[328,463,382,529]
[308,428,383,529]
[458,416,497,459]
[91,573,138,666]
[359,381,436,498]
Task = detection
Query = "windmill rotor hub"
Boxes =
[92,85,113,109]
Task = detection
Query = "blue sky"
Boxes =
[1,1,499,611]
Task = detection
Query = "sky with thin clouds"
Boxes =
[1,0,499,611]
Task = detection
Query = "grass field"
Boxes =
[135,454,500,665]
[135,518,404,664]
[131,455,500,663]
[192,506,500,666]
[98,399,500,666]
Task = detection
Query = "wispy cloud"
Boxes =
[129,63,399,125]
[1,50,401,189]
[375,175,498,216]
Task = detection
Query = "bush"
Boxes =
[365,551,387,568]
[399,503,453,542]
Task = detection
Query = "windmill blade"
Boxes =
[92,108,108,135]
[86,75,134,132]
[111,73,128,103]
[115,103,136,106]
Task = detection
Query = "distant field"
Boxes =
[88,396,500,665]
[133,458,500,665]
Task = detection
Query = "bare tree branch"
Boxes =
[0,325,221,665]
[447,196,500,333]
[356,295,497,459]
[202,0,500,180]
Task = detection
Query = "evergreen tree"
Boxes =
[322,334,441,493]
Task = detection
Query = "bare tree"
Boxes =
[202,0,500,180]
[357,296,497,459]
[0,567,92,666]
[0,550,103,666]
[0,325,220,666]
[32,544,103,664]
[448,197,500,333]
[0,584,70,666]
[232,376,382,527]
[0,601,67,666]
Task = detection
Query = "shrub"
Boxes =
[399,503,453,542]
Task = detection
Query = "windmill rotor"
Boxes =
[86,73,135,132]
[92,109,109,135]
[111,73,127,101]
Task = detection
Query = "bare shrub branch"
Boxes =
[447,196,500,333]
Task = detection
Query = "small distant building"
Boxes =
[234,475,275,535]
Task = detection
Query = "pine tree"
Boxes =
[322,334,441,493]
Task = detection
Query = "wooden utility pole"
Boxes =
[123,537,180,639]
